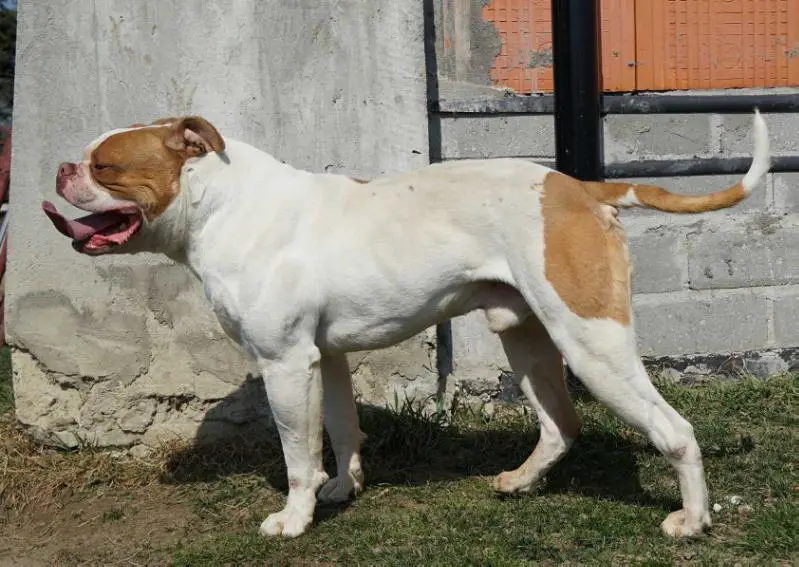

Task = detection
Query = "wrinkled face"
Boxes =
[42,116,224,255]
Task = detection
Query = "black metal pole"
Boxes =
[605,155,799,179]
[551,0,603,180]
[423,0,453,387]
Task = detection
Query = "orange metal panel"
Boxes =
[476,0,799,93]
[482,0,636,93]
[482,0,554,93]
[601,0,637,91]
[634,0,799,91]
[789,0,799,83]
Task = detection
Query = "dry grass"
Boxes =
[0,416,161,518]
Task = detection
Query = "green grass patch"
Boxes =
[164,376,797,566]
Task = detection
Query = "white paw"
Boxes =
[258,508,312,538]
[318,473,363,504]
[660,509,711,537]
[492,470,534,494]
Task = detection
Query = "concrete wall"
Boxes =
[7,0,432,450]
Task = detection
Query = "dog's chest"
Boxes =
[202,272,245,345]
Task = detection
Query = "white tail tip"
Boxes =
[741,108,770,193]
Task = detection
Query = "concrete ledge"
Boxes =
[641,347,799,382]
[444,347,797,410]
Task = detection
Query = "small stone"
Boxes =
[738,504,752,514]
[483,402,496,417]
[713,503,723,512]
[129,444,154,459]
[728,495,743,505]
[117,398,157,433]
[660,368,682,383]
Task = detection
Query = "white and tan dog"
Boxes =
[43,111,770,538]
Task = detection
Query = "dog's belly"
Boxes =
[316,281,531,353]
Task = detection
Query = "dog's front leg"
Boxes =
[318,354,365,503]
[258,344,328,538]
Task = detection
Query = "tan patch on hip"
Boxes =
[541,172,631,325]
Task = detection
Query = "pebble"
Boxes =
[713,503,723,512]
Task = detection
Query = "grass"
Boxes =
[0,345,796,565]
[0,345,12,413]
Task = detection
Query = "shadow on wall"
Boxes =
[160,378,690,519]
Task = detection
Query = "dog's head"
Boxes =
[42,116,224,256]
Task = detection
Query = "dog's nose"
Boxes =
[56,162,77,197]
[58,162,77,178]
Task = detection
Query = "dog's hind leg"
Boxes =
[318,354,366,504]
[509,172,710,535]
[257,343,329,538]
[553,320,711,537]
[493,317,580,494]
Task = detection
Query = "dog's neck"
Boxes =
[149,138,310,277]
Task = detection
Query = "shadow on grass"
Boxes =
[158,377,726,528]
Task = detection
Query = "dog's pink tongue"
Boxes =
[42,200,123,241]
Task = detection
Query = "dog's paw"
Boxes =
[492,470,534,494]
[318,473,363,504]
[259,508,312,538]
[660,509,711,538]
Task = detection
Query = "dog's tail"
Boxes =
[583,109,770,213]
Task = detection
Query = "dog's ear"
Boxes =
[165,116,225,157]
[127,117,180,128]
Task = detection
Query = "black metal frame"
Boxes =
[433,93,799,116]
[550,0,603,180]
[428,0,799,179]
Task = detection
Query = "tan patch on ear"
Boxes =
[166,116,225,156]
[541,172,631,325]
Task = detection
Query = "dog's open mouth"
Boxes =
[42,200,143,255]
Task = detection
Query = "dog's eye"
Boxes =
[93,163,112,171]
